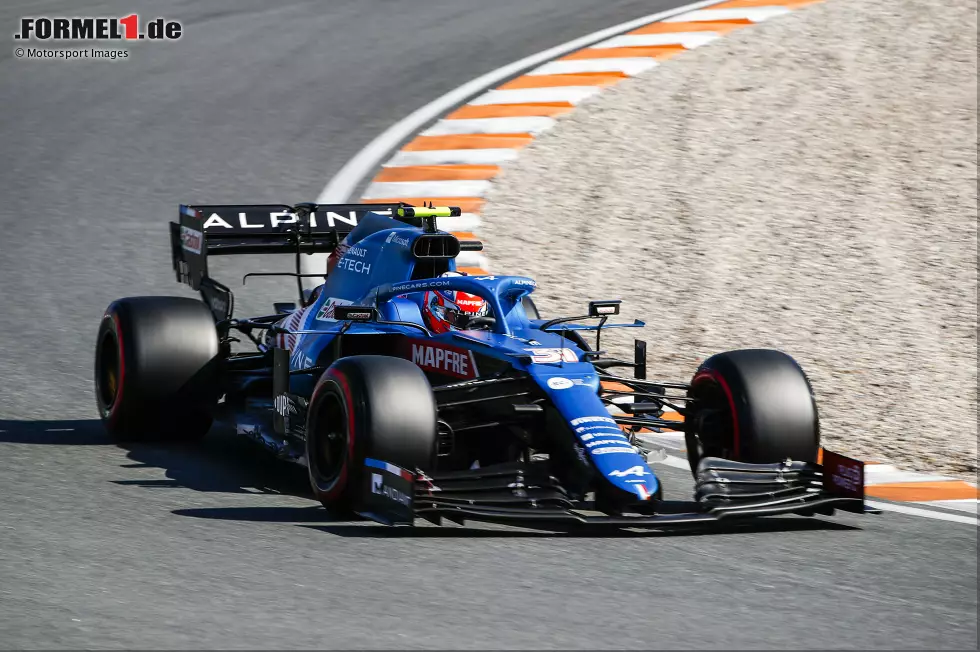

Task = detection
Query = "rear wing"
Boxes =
[170,203,409,289]
[169,202,462,320]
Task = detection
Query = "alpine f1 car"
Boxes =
[94,202,873,530]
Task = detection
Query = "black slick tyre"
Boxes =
[306,355,436,512]
[95,297,219,442]
[685,349,819,474]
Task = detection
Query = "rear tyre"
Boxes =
[95,297,220,442]
[684,349,819,474]
[306,355,436,512]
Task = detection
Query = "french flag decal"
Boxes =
[365,457,415,481]
[635,484,652,501]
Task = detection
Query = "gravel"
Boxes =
[480,0,978,480]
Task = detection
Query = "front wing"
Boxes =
[356,453,877,531]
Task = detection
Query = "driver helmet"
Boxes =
[422,271,489,333]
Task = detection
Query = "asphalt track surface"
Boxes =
[0,1,976,649]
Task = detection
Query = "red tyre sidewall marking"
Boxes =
[312,369,357,501]
[105,312,126,426]
[692,369,740,460]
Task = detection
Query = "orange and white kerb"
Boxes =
[357,0,824,275]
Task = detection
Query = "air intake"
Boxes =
[412,234,461,259]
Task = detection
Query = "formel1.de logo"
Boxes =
[15,15,182,41]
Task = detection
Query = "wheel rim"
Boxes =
[311,392,348,487]
[689,373,737,460]
[97,330,120,411]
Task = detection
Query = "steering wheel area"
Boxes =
[461,316,496,331]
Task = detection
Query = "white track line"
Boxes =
[308,0,728,279]
[595,32,721,49]
[385,148,520,166]
[530,58,659,76]
[915,499,979,514]
[422,116,557,136]
[863,464,954,484]
[361,180,493,200]
[865,500,979,526]
[316,0,728,204]
[665,6,792,23]
[469,87,601,105]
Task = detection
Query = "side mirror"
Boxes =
[588,300,621,317]
[334,306,376,322]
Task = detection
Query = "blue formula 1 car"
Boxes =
[93,202,872,530]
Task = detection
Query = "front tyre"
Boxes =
[306,355,437,512]
[684,349,819,474]
[95,297,219,442]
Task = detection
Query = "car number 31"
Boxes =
[525,348,578,363]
